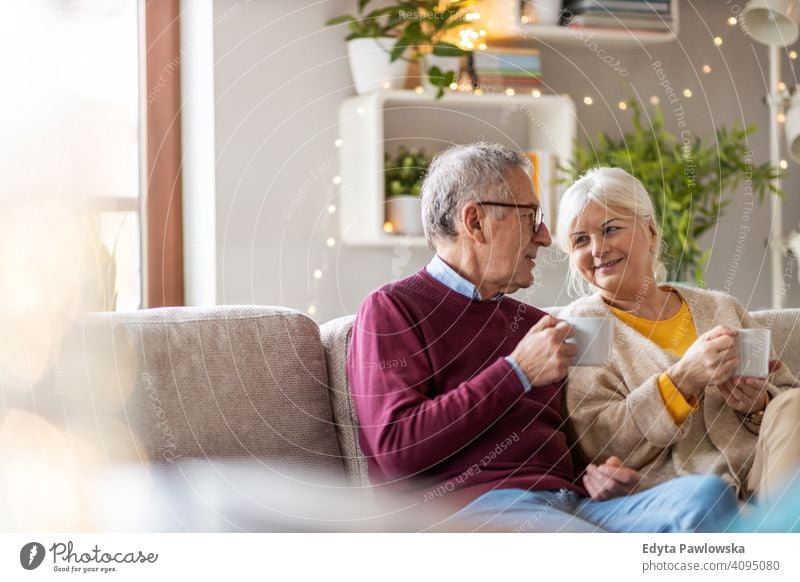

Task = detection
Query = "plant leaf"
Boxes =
[432,42,467,57]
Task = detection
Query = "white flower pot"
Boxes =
[346,37,408,94]
[386,195,424,236]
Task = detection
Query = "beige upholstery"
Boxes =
[751,309,800,378]
[74,305,799,493]
[319,315,371,489]
[89,306,345,481]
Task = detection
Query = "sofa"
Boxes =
[81,305,800,531]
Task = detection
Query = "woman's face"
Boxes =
[567,200,658,299]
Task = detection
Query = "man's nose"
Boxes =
[533,222,552,247]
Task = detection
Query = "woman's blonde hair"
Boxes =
[557,166,667,297]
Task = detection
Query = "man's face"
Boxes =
[478,165,553,296]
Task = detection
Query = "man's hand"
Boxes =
[717,376,769,414]
[510,315,577,387]
[667,325,738,400]
[582,456,641,501]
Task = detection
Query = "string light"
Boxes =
[650,95,660,105]
[532,89,542,98]
[383,221,394,233]
[778,113,787,123]
[505,88,516,96]
[332,175,342,185]
[618,101,628,110]
[683,88,693,98]
[474,88,483,96]
[313,269,323,279]
[583,96,593,105]
[415,86,424,94]
[381,81,391,89]
[459,28,479,49]
[702,64,711,74]
[307,305,317,316]
[326,237,336,247]
[780,159,789,170]
[714,36,723,46]
[727,16,738,26]
[356,106,365,114]
[450,82,458,90]
[479,43,487,50]
[791,50,798,60]
[778,81,787,92]
[334,139,343,147]
[327,204,336,214]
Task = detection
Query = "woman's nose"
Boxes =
[591,236,607,257]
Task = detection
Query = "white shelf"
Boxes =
[479,0,679,49]
[337,90,576,248]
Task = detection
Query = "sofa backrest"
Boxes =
[88,306,346,482]
[751,309,800,377]
[319,315,371,489]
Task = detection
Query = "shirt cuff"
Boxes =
[505,355,532,393]
[658,372,698,423]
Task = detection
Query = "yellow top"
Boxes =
[610,293,699,423]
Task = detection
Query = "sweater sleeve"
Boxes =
[566,364,694,468]
[346,290,526,479]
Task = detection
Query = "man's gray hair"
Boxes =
[420,142,532,249]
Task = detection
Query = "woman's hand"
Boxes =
[582,456,641,501]
[666,325,739,400]
[717,376,769,414]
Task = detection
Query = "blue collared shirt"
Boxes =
[425,255,532,393]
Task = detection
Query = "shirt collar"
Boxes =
[425,255,503,301]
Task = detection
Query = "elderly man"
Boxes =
[346,142,737,532]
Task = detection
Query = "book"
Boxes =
[567,13,673,30]
[564,0,670,11]
[473,49,541,75]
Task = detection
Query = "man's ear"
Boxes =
[462,202,488,244]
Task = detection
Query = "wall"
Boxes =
[214,0,800,321]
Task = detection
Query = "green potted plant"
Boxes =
[327,1,479,98]
[564,99,782,284]
[384,146,431,235]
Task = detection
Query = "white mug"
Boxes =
[563,317,613,367]
[736,329,771,378]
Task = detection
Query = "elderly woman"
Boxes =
[556,166,800,504]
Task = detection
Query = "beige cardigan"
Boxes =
[556,286,798,496]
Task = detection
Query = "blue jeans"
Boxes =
[449,475,738,532]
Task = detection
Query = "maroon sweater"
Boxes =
[346,269,587,508]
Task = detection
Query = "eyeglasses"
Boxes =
[477,201,544,234]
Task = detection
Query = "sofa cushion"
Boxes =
[319,315,372,489]
[89,306,345,481]
[751,309,800,378]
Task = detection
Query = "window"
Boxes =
[0,0,143,311]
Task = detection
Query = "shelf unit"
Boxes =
[337,90,576,248]
[480,0,679,48]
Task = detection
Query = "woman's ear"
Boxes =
[462,202,487,244]
[647,219,658,248]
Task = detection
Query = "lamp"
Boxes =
[740,0,800,307]
[742,0,800,46]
